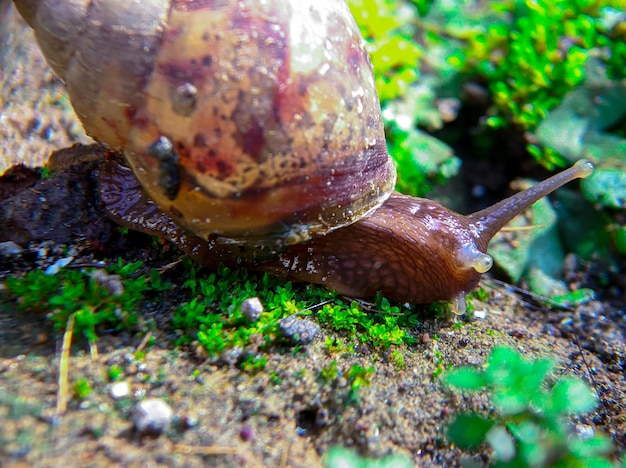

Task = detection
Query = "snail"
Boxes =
[14,0,593,313]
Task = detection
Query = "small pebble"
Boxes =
[0,241,24,256]
[473,309,487,319]
[220,347,244,367]
[90,269,124,296]
[279,315,320,345]
[239,425,254,441]
[44,256,74,275]
[181,414,198,429]
[240,297,264,322]
[132,398,173,436]
[109,381,130,400]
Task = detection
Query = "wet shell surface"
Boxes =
[16,0,396,245]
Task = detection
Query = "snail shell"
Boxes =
[15,0,395,246]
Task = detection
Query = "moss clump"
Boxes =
[172,260,422,357]
[5,260,170,344]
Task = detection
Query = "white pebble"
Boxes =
[132,398,174,435]
[240,297,264,322]
[109,381,130,400]
[44,256,74,275]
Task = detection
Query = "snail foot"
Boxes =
[450,292,467,316]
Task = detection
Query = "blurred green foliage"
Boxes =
[445,346,615,465]
[454,2,606,128]
[351,0,626,170]
[324,446,412,467]
[348,0,461,196]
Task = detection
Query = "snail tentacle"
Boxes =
[455,244,493,274]
[469,159,594,246]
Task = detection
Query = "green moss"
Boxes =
[107,365,124,382]
[319,361,340,384]
[172,260,422,356]
[5,255,427,357]
[346,364,375,391]
[391,349,405,369]
[72,377,93,400]
[240,355,268,374]
[5,260,170,344]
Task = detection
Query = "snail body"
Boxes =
[15,0,593,312]
[99,157,593,312]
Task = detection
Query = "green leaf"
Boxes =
[535,101,587,161]
[525,226,569,299]
[324,446,412,468]
[444,367,487,390]
[447,414,495,449]
[485,346,524,386]
[582,168,626,209]
[553,189,613,263]
[549,377,597,415]
[614,225,626,255]
[492,390,530,416]
[485,425,516,462]
[567,434,614,459]
[522,358,556,394]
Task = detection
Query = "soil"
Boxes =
[1,4,624,467]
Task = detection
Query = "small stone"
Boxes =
[220,347,244,367]
[181,414,198,429]
[239,425,254,441]
[279,315,320,345]
[240,297,264,322]
[90,269,124,296]
[44,256,73,275]
[109,381,130,400]
[0,241,24,256]
[132,398,174,436]
[473,309,487,320]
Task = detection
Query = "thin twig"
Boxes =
[89,340,99,360]
[56,312,75,416]
[136,331,153,354]
[173,444,245,456]
[499,224,546,232]
[279,441,291,468]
